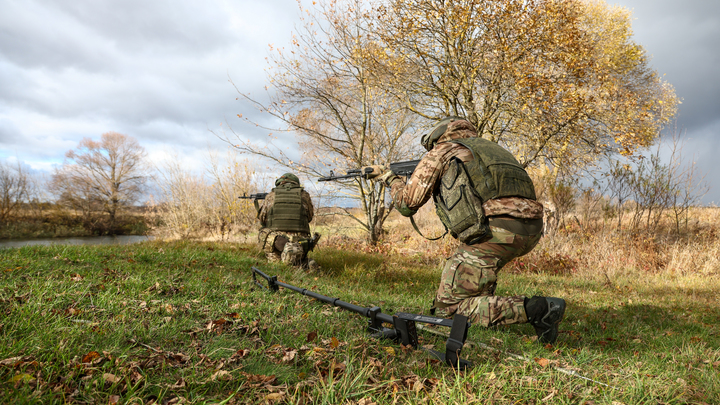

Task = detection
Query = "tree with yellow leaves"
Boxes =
[372,0,678,173]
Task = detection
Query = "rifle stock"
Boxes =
[251,266,471,369]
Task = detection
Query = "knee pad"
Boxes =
[281,242,304,265]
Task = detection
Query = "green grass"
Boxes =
[1,241,719,404]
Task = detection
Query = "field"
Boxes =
[1,207,719,404]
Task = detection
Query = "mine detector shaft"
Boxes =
[251,266,472,369]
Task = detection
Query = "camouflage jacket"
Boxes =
[388,120,543,219]
[257,189,315,227]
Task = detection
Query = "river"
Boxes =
[0,235,155,249]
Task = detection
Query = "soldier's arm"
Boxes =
[257,192,274,226]
[302,190,314,222]
[388,143,472,217]
[387,148,445,217]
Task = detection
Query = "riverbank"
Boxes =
[0,235,155,249]
[0,212,150,240]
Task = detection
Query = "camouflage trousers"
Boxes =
[258,228,310,267]
[434,226,542,327]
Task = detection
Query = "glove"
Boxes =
[361,165,387,180]
[377,170,396,185]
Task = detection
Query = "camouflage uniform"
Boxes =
[257,175,316,267]
[386,120,544,327]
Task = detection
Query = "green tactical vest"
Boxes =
[433,137,536,245]
[266,185,311,234]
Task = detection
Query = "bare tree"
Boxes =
[51,132,149,234]
[221,0,422,243]
[0,159,30,224]
[152,155,215,239]
[206,150,269,239]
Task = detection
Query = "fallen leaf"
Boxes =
[167,378,186,389]
[282,349,297,363]
[231,349,249,359]
[11,373,33,383]
[384,347,395,356]
[82,351,101,364]
[108,395,121,404]
[103,373,120,384]
[541,391,555,401]
[265,392,284,401]
[210,370,232,381]
[0,356,22,366]
[330,337,340,349]
[307,331,317,342]
[534,357,550,367]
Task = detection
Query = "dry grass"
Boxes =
[318,204,720,282]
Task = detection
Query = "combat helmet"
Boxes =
[275,173,300,186]
[421,116,464,151]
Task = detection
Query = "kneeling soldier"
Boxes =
[365,117,566,344]
[257,173,320,269]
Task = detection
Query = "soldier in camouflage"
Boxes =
[257,173,320,270]
[365,118,566,344]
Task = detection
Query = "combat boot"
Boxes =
[524,296,566,344]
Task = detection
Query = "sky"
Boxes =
[1,0,719,204]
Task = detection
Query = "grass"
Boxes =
[1,239,719,404]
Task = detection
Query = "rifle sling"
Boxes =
[409,216,448,241]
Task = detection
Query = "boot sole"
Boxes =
[536,298,566,344]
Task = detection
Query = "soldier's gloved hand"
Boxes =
[361,165,387,180]
[377,170,397,186]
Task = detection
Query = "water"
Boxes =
[0,235,154,249]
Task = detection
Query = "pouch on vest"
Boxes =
[433,158,491,245]
[266,186,311,234]
[450,138,536,202]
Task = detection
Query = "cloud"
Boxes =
[622,0,720,132]
[0,0,301,172]
[0,0,717,205]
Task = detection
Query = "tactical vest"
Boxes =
[265,185,311,234]
[433,137,536,245]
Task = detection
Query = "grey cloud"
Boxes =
[621,0,720,132]
[0,0,236,71]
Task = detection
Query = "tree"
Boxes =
[51,132,149,233]
[222,0,423,243]
[152,154,215,239]
[0,159,30,224]
[371,0,678,173]
[206,151,269,239]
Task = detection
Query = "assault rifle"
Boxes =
[238,192,268,212]
[251,266,471,369]
[238,192,268,200]
[318,159,421,182]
